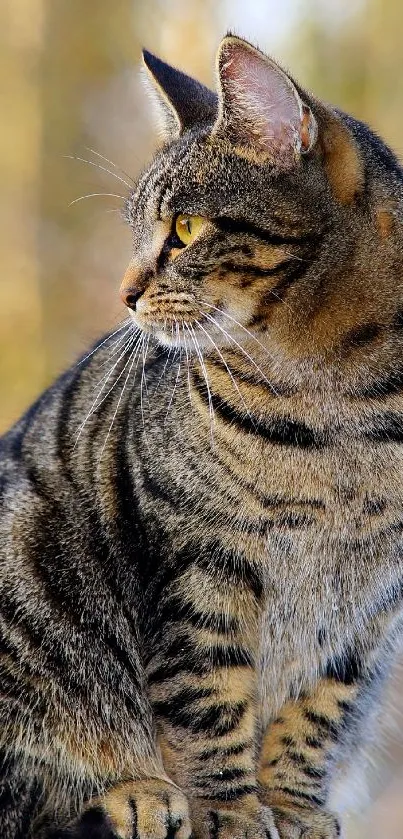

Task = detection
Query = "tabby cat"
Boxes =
[1,33,403,839]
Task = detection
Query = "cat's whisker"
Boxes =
[188,324,215,445]
[68,193,126,206]
[99,326,137,368]
[99,335,144,458]
[266,286,295,314]
[76,320,132,367]
[202,311,279,397]
[281,249,306,263]
[63,155,133,190]
[74,332,141,444]
[164,352,182,425]
[92,329,141,390]
[74,338,136,445]
[140,333,151,443]
[182,322,194,410]
[200,301,277,365]
[194,319,255,425]
[152,344,174,396]
[84,146,136,186]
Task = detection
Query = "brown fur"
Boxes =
[1,33,403,839]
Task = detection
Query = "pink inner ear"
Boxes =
[220,43,304,156]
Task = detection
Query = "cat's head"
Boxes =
[121,35,399,365]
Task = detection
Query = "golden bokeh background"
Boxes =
[1,1,403,835]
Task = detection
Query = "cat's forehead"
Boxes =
[129,133,267,225]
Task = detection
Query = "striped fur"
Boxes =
[1,34,403,839]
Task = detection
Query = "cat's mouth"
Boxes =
[127,301,259,360]
[127,305,214,350]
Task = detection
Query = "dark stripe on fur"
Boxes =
[325,649,363,684]
[214,216,318,247]
[194,783,258,802]
[195,541,264,601]
[365,412,403,443]
[355,368,403,398]
[198,741,252,760]
[153,697,247,735]
[192,370,327,449]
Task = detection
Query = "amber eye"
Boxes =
[175,214,204,246]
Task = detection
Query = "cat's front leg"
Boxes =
[258,670,367,838]
[148,564,268,839]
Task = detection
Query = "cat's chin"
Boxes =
[127,310,219,352]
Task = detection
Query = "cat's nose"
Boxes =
[120,287,143,310]
[120,262,152,310]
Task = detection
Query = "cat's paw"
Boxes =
[267,804,341,839]
[49,779,191,839]
[191,796,272,839]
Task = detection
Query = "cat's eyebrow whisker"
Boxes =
[68,193,126,206]
[76,320,132,367]
[63,155,133,190]
[188,323,215,445]
[194,318,255,425]
[202,312,279,398]
[84,146,136,186]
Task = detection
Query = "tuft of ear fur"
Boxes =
[142,49,217,142]
[212,35,317,166]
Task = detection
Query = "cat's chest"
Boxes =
[253,522,402,721]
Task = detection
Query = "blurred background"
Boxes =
[1,0,403,835]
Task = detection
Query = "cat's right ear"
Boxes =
[212,35,317,168]
[142,49,217,142]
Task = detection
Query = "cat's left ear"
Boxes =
[142,49,217,142]
[212,35,317,167]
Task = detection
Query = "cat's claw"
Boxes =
[49,779,191,839]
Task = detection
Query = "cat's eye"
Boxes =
[175,214,204,246]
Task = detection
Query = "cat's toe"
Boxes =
[48,779,191,839]
[269,804,341,839]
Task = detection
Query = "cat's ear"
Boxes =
[142,49,218,142]
[212,35,317,166]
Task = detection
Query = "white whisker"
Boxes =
[164,352,182,424]
[74,332,140,444]
[152,344,174,396]
[100,336,144,457]
[182,322,194,409]
[99,326,136,367]
[84,146,136,185]
[69,192,125,206]
[140,333,150,437]
[63,155,133,190]
[201,305,279,396]
[188,323,215,445]
[194,318,255,425]
[76,320,132,367]
[201,301,277,363]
